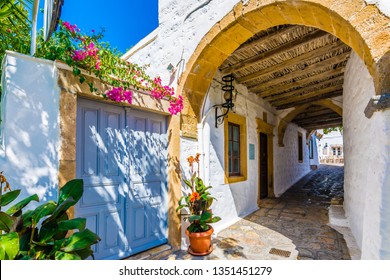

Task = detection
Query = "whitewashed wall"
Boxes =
[274,123,310,196]
[0,52,61,206]
[343,52,390,259]
[123,0,241,86]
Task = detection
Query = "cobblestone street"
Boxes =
[152,164,352,260]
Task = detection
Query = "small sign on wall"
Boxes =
[249,144,255,160]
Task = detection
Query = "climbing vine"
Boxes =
[36,21,183,115]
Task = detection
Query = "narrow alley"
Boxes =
[131,164,355,260]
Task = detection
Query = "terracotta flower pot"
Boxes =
[186,226,214,256]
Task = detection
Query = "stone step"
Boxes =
[123,244,173,260]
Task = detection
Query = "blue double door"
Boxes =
[75,98,168,259]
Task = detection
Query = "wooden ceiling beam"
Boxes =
[237,40,346,84]
[293,111,340,122]
[274,90,343,110]
[294,115,342,126]
[248,51,351,93]
[264,75,344,102]
[248,52,350,92]
[220,26,301,63]
[258,68,344,98]
[221,29,329,74]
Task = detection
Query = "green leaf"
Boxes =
[183,179,192,189]
[188,215,201,223]
[195,177,204,186]
[58,179,83,205]
[31,201,57,225]
[73,248,94,260]
[6,194,39,215]
[0,189,21,207]
[58,218,86,232]
[73,67,81,76]
[0,232,19,260]
[21,210,34,228]
[200,211,212,222]
[40,217,87,243]
[19,228,32,252]
[55,251,81,260]
[209,216,221,223]
[0,212,16,232]
[61,229,100,253]
[79,76,86,83]
[200,224,209,231]
[42,197,75,226]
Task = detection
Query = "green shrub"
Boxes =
[0,175,100,260]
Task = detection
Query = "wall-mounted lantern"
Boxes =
[215,74,235,128]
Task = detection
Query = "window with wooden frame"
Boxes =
[298,132,303,162]
[309,138,314,159]
[228,123,241,176]
[224,113,247,183]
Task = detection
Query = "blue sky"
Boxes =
[59,0,158,54]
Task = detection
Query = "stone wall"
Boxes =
[274,123,310,196]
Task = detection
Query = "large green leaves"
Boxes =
[61,229,100,253]
[58,179,83,205]
[0,178,100,260]
[200,211,212,222]
[0,212,16,231]
[39,218,86,243]
[0,232,19,260]
[0,189,21,207]
[6,194,39,215]
[31,201,57,225]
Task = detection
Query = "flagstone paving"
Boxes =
[133,164,354,260]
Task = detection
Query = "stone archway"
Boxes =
[277,100,343,147]
[178,0,390,138]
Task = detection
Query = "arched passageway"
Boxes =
[173,0,390,259]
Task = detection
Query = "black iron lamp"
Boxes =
[215,74,235,128]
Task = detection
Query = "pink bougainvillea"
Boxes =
[72,50,87,61]
[105,87,133,104]
[57,21,183,115]
[151,77,175,99]
[62,21,78,34]
[168,96,184,115]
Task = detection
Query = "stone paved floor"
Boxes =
[161,164,351,260]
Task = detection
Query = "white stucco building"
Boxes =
[317,129,344,163]
[123,0,390,259]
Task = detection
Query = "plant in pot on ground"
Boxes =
[0,172,100,260]
[176,154,221,256]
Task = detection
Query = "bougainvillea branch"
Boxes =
[36,21,183,115]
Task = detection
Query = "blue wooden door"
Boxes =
[75,99,168,259]
[125,109,168,255]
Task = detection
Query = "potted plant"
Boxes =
[176,154,221,256]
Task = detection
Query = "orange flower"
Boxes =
[187,156,194,167]
[189,191,200,202]
[194,153,200,163]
